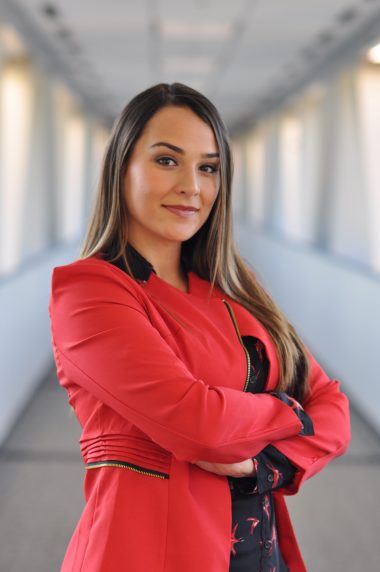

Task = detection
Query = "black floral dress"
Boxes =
[228,336,314,571]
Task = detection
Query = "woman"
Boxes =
[49,82,350,571]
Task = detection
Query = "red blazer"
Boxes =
[49,255,350,571]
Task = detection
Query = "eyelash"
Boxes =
[156,156,220,174]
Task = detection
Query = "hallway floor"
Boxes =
[0,367,379,571]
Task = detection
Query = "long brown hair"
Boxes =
[80,82,310,401]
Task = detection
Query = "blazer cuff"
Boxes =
[229,444,298,495]
[265,390,314,436]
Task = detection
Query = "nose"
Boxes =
[177,166,200,195]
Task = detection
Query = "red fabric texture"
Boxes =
[49,257,351,571]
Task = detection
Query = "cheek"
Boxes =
[205,184,220,210]
[126,164,146,195]
[199,190,219,227]
[127,164,165,201]
[125,190,152,223]
[124,170,152,214]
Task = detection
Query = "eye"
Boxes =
[156,156,177,166]
[200,163,220,174]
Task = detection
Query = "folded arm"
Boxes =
[196,358,350,494]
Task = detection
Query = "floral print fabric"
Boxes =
[228,336,314,571]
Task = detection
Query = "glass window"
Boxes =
[245,126,266,226]
[356,64,380,274]
[0,59,33,275]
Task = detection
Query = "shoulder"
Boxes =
[52,255,135,286]
[50,256,146,311]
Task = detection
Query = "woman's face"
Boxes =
[123,105,220,249]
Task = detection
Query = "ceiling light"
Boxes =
[338,8,358,24]
[161,21,231,40]
[164,57,213,74]
[367,43,380,64]
[42,4,59,18]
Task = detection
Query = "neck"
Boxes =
[128,237,187,289]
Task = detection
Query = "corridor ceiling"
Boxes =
[5,0,380,129]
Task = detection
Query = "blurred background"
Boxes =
[0,0,380,570]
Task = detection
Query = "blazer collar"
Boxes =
[110,243,191,282]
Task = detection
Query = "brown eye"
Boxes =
[201,163,219,174]
[156,156,176,166]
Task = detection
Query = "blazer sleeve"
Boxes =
[229,444,298,495]
[269,351,351,494]
[49,260,304,464]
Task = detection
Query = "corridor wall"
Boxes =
[233,63,380,432]
[0,27,109,444]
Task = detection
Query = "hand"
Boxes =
[194,458,256,478]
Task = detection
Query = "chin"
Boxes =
[161,227,200,243]
[165,234,195,244]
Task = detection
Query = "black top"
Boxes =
[106,243,314,571]
[228,336,293,571]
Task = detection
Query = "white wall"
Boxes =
[0,245,78,445]
[0,29,109,445]
[236,224,380,433]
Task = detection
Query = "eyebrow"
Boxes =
[150,141,219,159]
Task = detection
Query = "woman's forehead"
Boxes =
[139,106,218,153]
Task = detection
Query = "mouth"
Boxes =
[162,205,200,218]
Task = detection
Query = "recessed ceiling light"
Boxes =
[164,57,213,74]
[367,43,380,64]
[42,3,59,19]
[161,21,231,40]
[338,7,358,24]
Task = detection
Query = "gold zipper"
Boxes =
[222,299,251,392]
[85,460,169,479]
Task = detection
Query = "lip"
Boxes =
[163,205,200,218]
